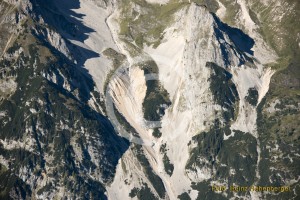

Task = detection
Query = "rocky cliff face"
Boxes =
[0,0,299,199]
[0,0,128,199]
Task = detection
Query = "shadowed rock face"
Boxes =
[0,0,299,199]
[0,0,128,199]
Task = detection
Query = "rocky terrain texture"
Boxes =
[0,0,299,199]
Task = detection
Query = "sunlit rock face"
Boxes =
[0,0,299,199]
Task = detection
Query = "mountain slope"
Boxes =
[0,0,299,200]
[0,0,128,199]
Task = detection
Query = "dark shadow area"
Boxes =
[30,0,100,67]
[212,14,255,66]
[29,0,100,104]
[213,14,255,55]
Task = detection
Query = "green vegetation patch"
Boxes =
[218,0,241,26]
[191,181,228,200]
[129,183,158,200]
[141,61,171,122]
[0,164,32,199]
[152,127,162,138]
[186,120,258,198]
[178,192,191,200]
[256,61,300,198]
[133,144,166,198]
[118,0,189,49]
[0,17,128,199]
[139,61,171,138]
[191,0,219,13]
[160,143,174,176]
[102,48,126,93]
[245,87,258,106]
[207,62,239,122]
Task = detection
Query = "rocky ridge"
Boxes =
[0,0,299,199]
